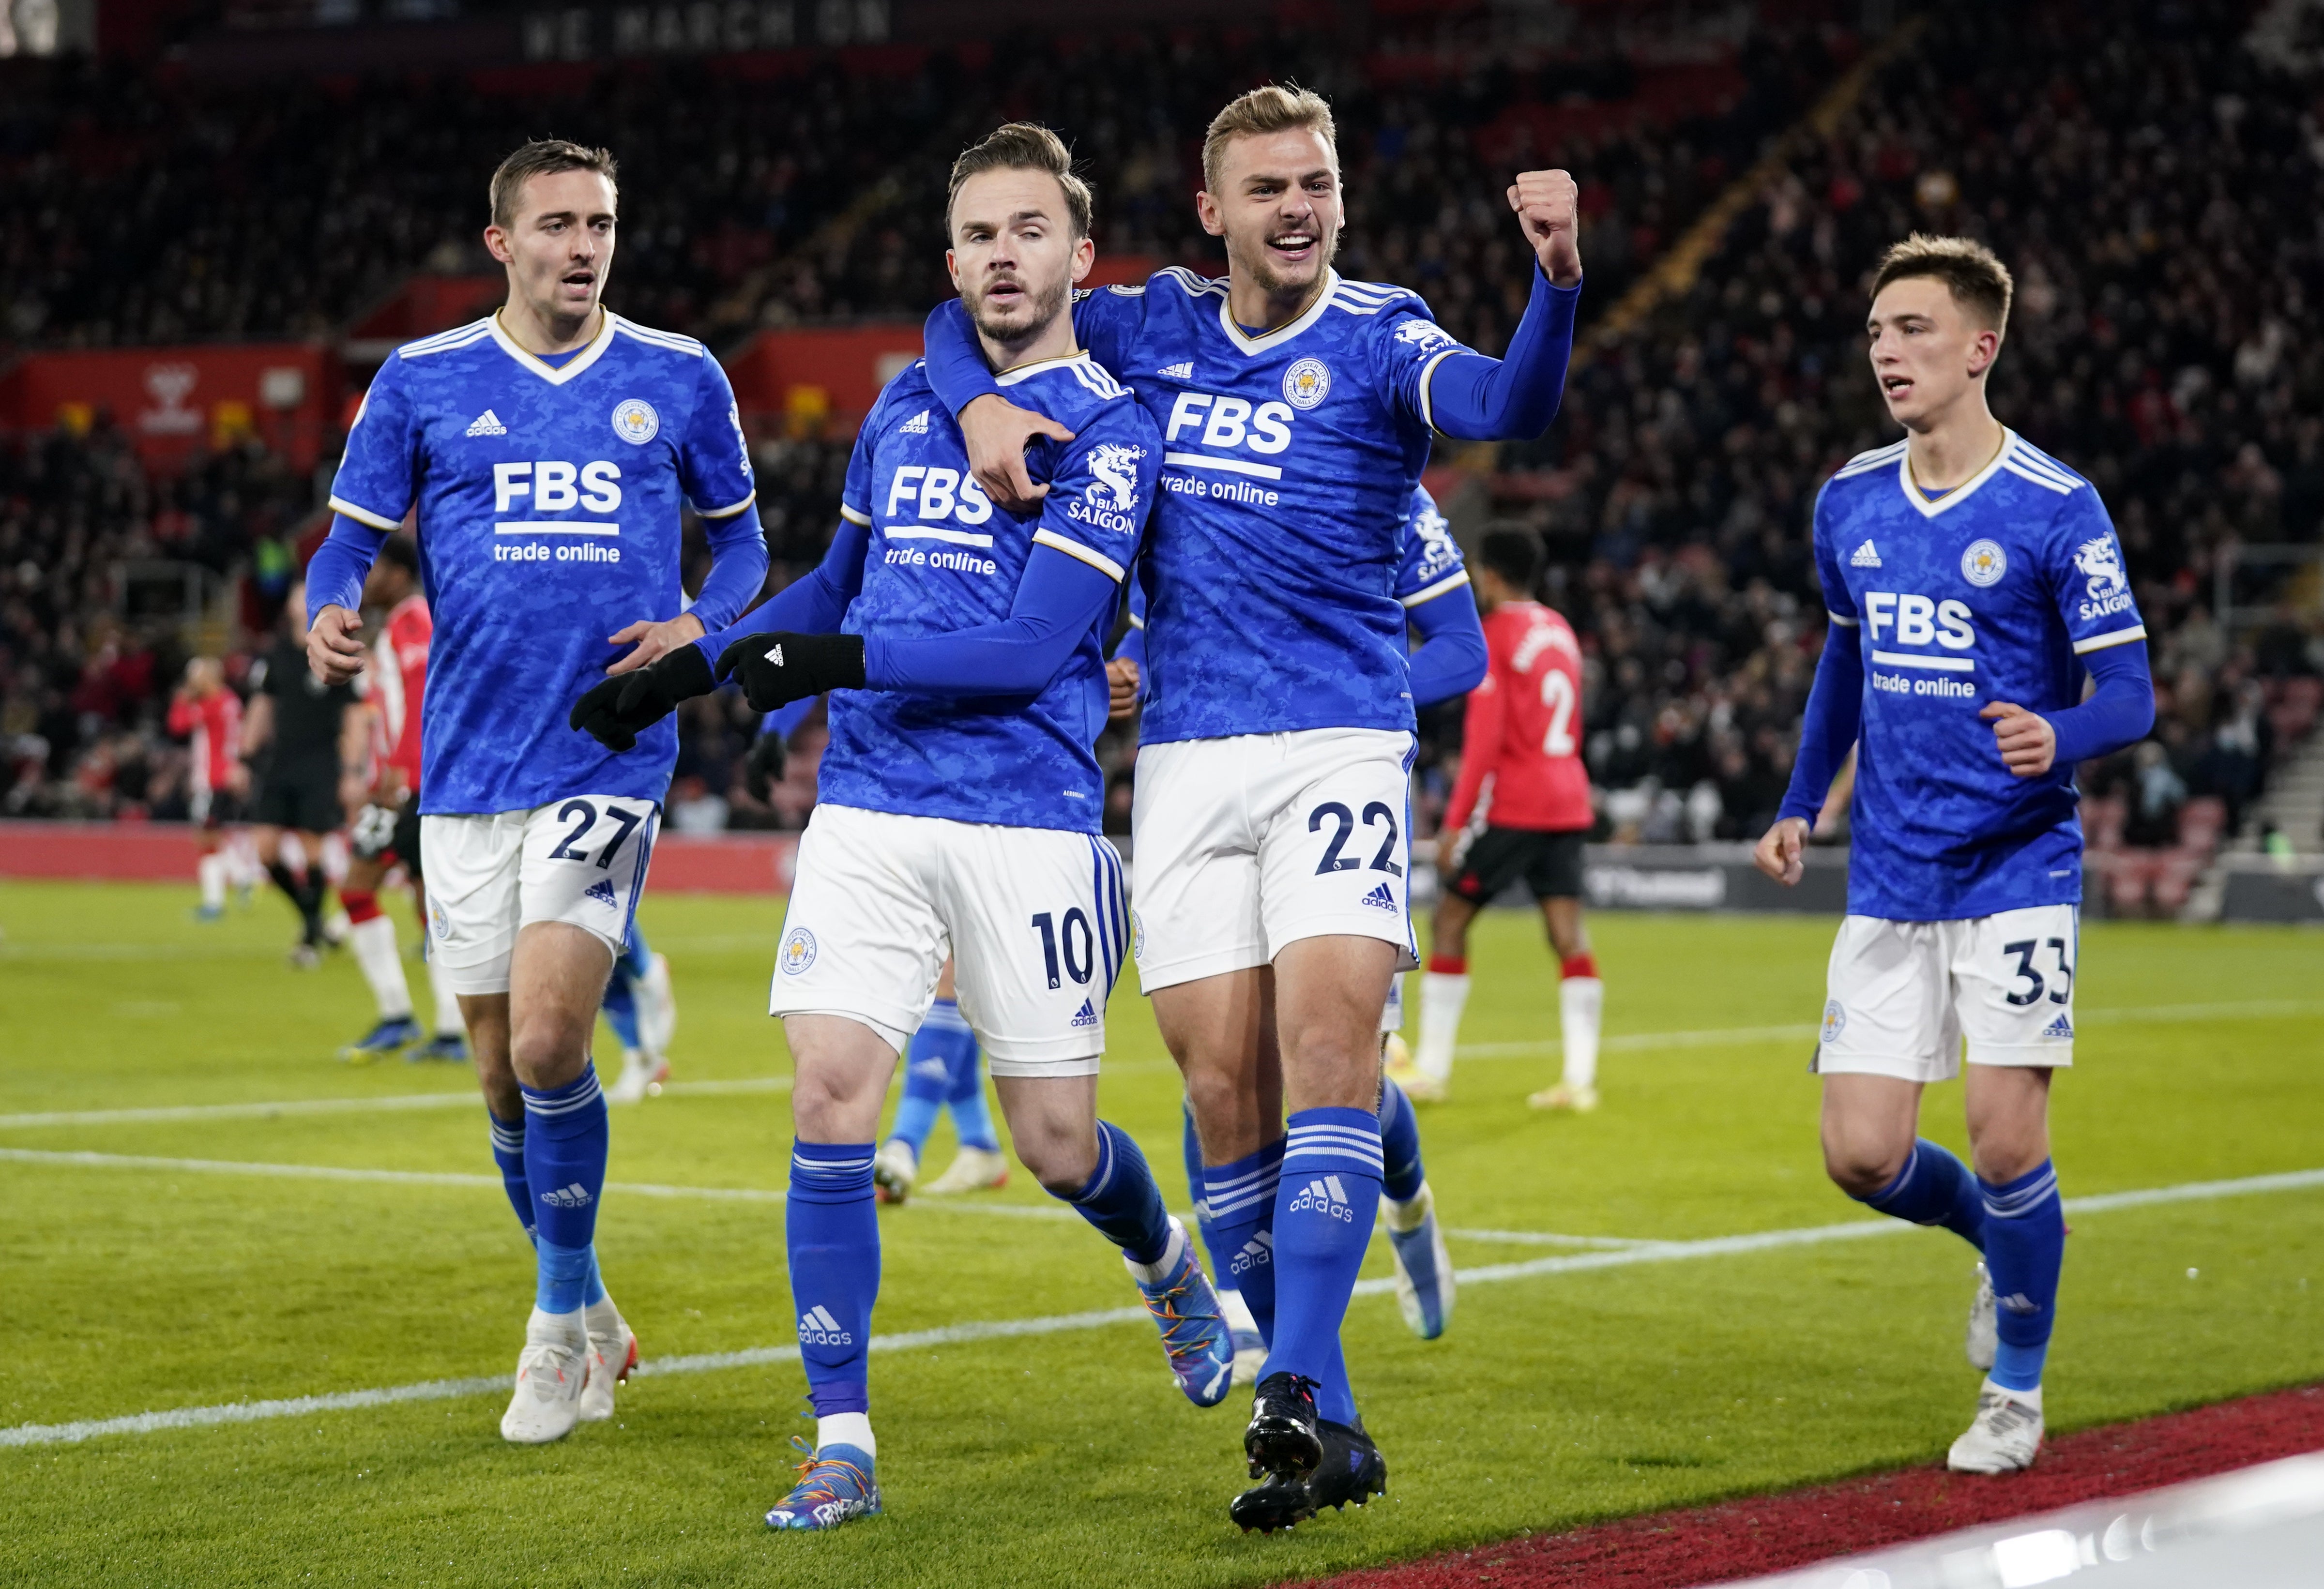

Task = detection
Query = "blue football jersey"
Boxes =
[1815,430,2147,920]
[1396,484,1468,607]
[817,354,1159,834]
[328,313,757,815]
[1076,269,1480,744]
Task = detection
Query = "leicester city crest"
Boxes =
[1960,539,2007,587]
[1281,357,1331,410]
[611,397,661,445]
[779,926,817,975]
[1820,999,1846,1044]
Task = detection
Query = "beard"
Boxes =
[1233,221,1338,299]
[970,269,1071,347]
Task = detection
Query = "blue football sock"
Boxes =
[789,1140,881,1416]
[887,1000,966,1157]
[1261,1108,1382,1396]
[617,925,653,981]
[1980,1159,2065,1392]
[1180,1103,1228,1283]
[521,1066,608,1311]
[584,1250,608,1308]
[1203,1139,1284,1347]
[1861,1138,1987,1250]
[600,969,642,1052]
[1058,1121,1171,1264]
[486,1109,534,1243]
[1377,1077,1425,1204]
[941,1017,1000,1154]
[1316,1337,1357,1427]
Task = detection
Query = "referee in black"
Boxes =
[246,579,364,966]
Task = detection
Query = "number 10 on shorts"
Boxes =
[1031,909,1098,990]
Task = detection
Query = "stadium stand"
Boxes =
[0,1,2318,905]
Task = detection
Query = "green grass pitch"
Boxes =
[1,879,2319,1588]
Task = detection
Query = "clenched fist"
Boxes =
[1506,169,1582,288]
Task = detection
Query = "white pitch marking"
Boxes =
[13,999,2313,1132]
[7,1165,2321,1450]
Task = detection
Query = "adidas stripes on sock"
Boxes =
[788,1140,881,1417]
[1860,1138,1988,1250]
[1060,1121,1171,1265]
[1261,1109,1382,1396]
[486,1108,533,1242]
[1203,1139,1285,1347]
[1981,1159,2065,1392]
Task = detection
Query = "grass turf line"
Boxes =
[0,882,2319,1588]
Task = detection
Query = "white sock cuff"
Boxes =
[817,1411,876,1458]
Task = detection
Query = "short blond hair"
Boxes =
[1871,233,2014,332]
[1201,84,1337,192]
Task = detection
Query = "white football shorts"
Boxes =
[768,802,1128,1076]
[1815,904,2079,1084]
[420,796,659,996]
[1130,727,1419,993]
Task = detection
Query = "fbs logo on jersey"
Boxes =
[2042,1012,2074,1041]
[584,878,618,909]
[1281,356,1332,409]
[780,926,818,975]
[539,1182,594,1210]
[1230,1231,1273,1276]
[1157,362,1194,380]
[899,409,931,435]
[1288,1176,1356,1224]
[1821,999,1847,1044]
[1850,539,1882,568]
[1070,999,1098,1030]
[796,1305,853,1347]
[610,398,660,445]
[1961,538,2008,587]
[1359,882,1397,911]
[465,409,508,438]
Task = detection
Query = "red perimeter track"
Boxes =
[1298,1383,2324,1589]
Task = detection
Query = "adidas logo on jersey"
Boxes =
[796,1304,853,1346]
[2042,1012,2074,1040]
[539,1182,593,1209]
[1230,1232,1273,1276]
[1070,999,1098,1029]
[584,878,618,908]
[899,409,931,434]
[1287,1176,1356,1223]
[1850,540,1882,567]
[1359,882,1397,911]
[1157,362,1194,379]
[465,409,508,437]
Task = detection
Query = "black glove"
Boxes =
[745,729,788,801]
[717,631,866,712]
[569,644,715,752]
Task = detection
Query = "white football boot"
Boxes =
[921,1145,1010,1195]
[606,1046,668,1105]
[872,1139,918,1206]
[578,1298,638,1423]
[1947,1380,2044,1473]
[1965,1261,1998,1371]
[500,1308,591,1444]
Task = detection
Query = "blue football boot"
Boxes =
[1384,1181,1454,1340]
[339,1015,423,1064]
[765,1437,881,1531]
[409,1032,471,1064]
[1131,1217,1235,1407]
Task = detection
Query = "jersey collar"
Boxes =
[993,350,1089,387]
[1897,426,2016,518]
[1217,270,1339,358]
[487,308,619,386]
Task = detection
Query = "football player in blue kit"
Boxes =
[1116,484,1483,1377]
[1755,236,2154,1474]
[304,140,767,1445]
[572,124,1237,1532]
[919,86,1580,1530]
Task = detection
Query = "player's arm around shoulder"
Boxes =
[1033,394,1161,583]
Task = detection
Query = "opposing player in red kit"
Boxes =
[1400,528,1602,1108]
[168,656,252,921]
[339,534,470,1062]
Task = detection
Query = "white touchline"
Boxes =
[5,1165,2321,1451]
[9,999,2315,1132]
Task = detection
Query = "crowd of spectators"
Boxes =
[3,1,2320,890]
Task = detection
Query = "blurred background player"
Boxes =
[305,137,767,1445]
[599,923,676,1104]
[1410,527,1602,1111]
[167,656,255,922]
[245,579,362,968]
[1755,236,2154,1475]
[871,960,1007,1202]
[337,535,470,1063]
